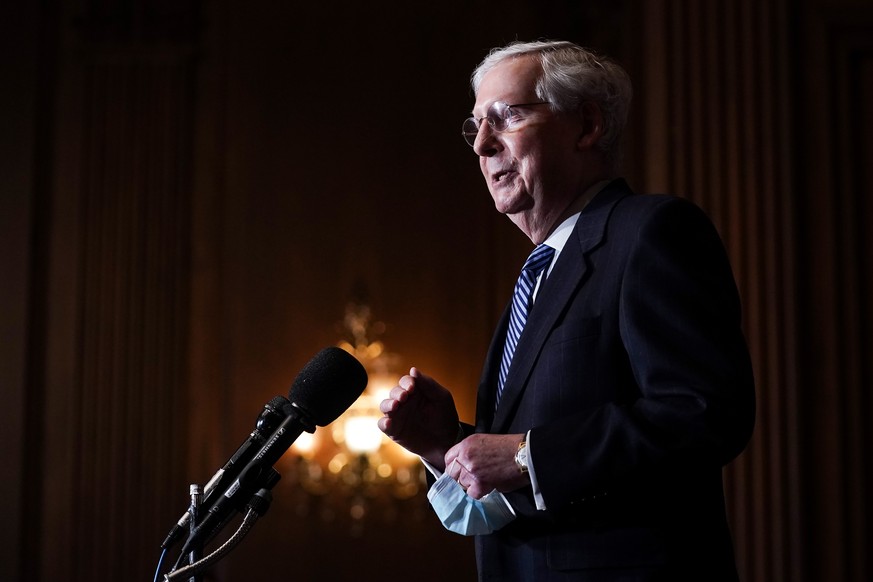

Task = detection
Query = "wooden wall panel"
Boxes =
[65,58,193,580]
[31,3,199,580]
[797,6,873,580]
[0,4,43,581]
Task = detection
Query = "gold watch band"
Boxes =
[515,439,529,473]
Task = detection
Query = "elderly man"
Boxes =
[379,40,755,581]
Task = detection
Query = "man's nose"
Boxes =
[473,122,501,157]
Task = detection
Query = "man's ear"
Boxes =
[577,101,604,149]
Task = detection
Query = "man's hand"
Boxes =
[444,433,530,499]
[377,367,460,470]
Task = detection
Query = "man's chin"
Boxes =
[491,193,532,216]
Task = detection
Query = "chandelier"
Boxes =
[280,302,426,535]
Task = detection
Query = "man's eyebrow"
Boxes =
[470,101,494,118]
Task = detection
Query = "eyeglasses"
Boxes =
[461,101,551,147]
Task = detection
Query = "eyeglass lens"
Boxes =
[462,102,510,147]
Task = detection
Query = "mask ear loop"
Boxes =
[449,458,475,492]
[445,459,465,490]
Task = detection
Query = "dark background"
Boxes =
[2,0,872,581]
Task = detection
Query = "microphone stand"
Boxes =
[162,466,283,580]
[163,485,276,582]
[187,484,202,582]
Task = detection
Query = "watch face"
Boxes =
[516,445,529,471]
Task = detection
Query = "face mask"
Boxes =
[426,465,516,536]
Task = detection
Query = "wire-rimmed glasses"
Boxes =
[461,101,551,147]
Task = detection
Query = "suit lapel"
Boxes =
[488,179,631,432]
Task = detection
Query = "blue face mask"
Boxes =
[426,466,516,536]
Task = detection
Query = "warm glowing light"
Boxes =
[292,432,316,457]
[388,441,420,460]
[329,453,348,474]
[286,302,428,523]
[344,416,383,454]
[366,341,384,359]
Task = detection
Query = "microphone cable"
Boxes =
[153,547,169,582]
[162,488,273,582]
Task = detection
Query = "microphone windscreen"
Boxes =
[289,347,368,426]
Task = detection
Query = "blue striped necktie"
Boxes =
[496,244,555,409]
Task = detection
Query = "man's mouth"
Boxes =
[493,170,514,183]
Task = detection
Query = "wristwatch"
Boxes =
[514,438,529,473]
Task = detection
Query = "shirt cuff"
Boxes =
[421,457,443,479]
[526,430,547,510]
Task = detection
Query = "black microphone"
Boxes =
[161,396,293,550]
[177,347,368,557]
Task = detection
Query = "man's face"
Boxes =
[471,56,587,242]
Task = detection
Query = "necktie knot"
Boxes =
[522,244,555,277]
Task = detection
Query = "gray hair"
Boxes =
[472,40,633,167]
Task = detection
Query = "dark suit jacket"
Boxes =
[471,179,756,581]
